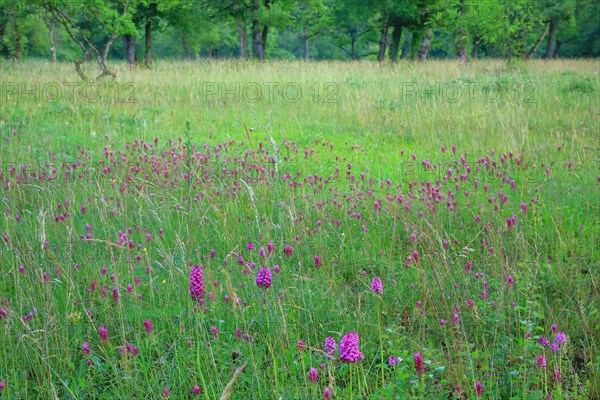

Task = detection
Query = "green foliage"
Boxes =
[0,59,598,398]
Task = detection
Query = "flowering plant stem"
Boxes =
[377,299,384,387]
[264,291,279,394]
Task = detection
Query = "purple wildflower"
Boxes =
[475,381,483,397]
[339,332,364,363]
[324,337,337,355]
[143,319,154,334]
[82,342,91,354]
[388,355,399,367]
[256,267,272,288]
[189,266,205,302]
[308,367,318,383]
[99,326,109,342]
[284,245,293,256]
[555,332,566,344]
[371,277,383,294]
[314,254,322,268]
[414,352,424,375]
[536,355,547,369]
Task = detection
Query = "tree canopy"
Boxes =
[1,0,597,76]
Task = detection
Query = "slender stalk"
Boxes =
[264,291,279,394]
[377,299,384,387]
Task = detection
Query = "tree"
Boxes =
[0,0,34,61]
[290,0,332,61]
[36,0,137,79]
[534,0,576,59]
[331,0,378,60]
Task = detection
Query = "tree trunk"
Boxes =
[400,31,411,59]
[302,28,309,61]
[261,25,268,58]
[456,25,468,63]
[13,21,22,61]
[252,0,263,59]
[418,28,432,61]
[377,24,389,62]
[237,22,247,58]
[350,35,356,60]
[526,21,549,59]
[545,18,557,60]
[182,34,190,61]
[554,41,561,58]
[49,18,57,63]
[145,18,152,67]
[124,34,136,65]
[388,20,402,62]
[471,41,478,59]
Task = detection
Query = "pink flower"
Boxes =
[536,355,546,369]
[189,266,205,302]
[99,326,109,342]
[339,332,364,363]
[371,277,383,294]
[475,381,483,397]
[414,352,424,375]
[308,367,318,383]
[143,319,154,334]
[314,255,322,268]
[82,342,91,354]
[324,337,337,355]
[163,388,170,398]
[324,387,331,400]
[256,267,272,288]
[297,340,305,351]
[284,245,293,256]
[192,385,201,395]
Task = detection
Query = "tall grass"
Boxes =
[0,59,598,399]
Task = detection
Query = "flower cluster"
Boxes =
[189,266,205,302]
[256,267,272,288]
[339,332,364,363]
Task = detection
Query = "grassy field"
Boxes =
[0,59,598,399]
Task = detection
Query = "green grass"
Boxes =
[0,59,598,399]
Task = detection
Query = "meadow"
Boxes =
[0,59,598,399]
